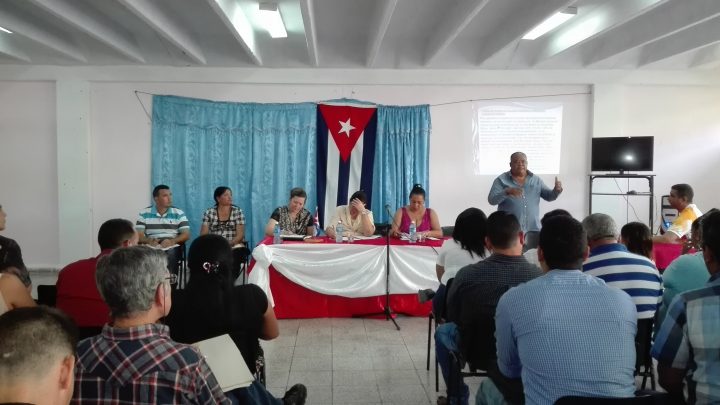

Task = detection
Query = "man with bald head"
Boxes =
[488,152,563,251]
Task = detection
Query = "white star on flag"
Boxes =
[338,118,355,137]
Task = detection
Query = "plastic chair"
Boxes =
[635,318,655,390]
[36,284,57,307]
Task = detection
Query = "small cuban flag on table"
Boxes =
[316,101,378,230]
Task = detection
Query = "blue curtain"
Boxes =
[151,95,317,246]
[371,105,432,222]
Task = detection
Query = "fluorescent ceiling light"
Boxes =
[258,2,287,38]
[0,26,12,34]
[522,7,577,40]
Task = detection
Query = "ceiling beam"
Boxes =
[205,0,262,65]
[117,0,206,65]
[424,0,490,66]
[0,36,31,62]
[28,0,145,63]
[532,0,670,66]
[690,43,720,69]
[366,0,397,67]
[476,0,574,65]
[0,6,86,62]
[639,16,720,67]
[299,0,319,67]
[585,0,720,67]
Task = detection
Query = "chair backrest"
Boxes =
[441,226,454,237]
[635,317,654,370]
[457,308,496,371]
[555,394,655,404]
[36,284,57,307]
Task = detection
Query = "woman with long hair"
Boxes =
[167,234,278,372]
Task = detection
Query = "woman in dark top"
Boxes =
[167,234,279,372]
[264,187,314,237]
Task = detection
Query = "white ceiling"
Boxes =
[1,0,719,71]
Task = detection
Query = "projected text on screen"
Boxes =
[473,102,563,175]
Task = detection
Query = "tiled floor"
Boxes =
[262,316,480,405]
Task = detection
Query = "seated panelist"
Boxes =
[200,186,245,246]
[325,190,375,239]
[390,184,442,239]
[264,187,315,237]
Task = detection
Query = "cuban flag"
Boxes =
[316,102,378,229]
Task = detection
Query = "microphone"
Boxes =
[384,204,402,236]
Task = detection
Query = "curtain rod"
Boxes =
[133,90,592,120]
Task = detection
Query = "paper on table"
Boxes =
[194,334,254,392]
[346,234,381,240]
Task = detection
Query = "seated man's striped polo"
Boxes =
[136,206,190,240]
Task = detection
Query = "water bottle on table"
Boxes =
[335,221,344,243]
[409,221,417,244]
[273,223,281,245]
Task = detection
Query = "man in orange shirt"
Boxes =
[56,219,138,328]
[653,184,702,244]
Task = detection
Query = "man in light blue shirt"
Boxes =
[652,210,720,404]
[487,152,562,251]
[478,216,637,405]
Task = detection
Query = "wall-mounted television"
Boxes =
[591,136,654,173]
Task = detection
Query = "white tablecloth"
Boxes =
[249,243,441,307]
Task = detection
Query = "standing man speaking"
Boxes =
[488,152,563,251]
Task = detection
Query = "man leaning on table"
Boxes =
[325,190,375,239]
[136,185,190,275]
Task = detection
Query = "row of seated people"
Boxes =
[0,237,308,404]
[427,206,720,405]
[140,183,445,250]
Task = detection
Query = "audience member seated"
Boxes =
[74,246,303,405]
[200,186,246,246]
[418,207,488,318]
[0,271,36,316]
[0,203,31,288]
[0,306,78,405]
[167,234,280,373]
[522,209,572,267]
[324,190,375,238]
[390,184,442,239]
[56,218,137,328]
[620,221,654,260]
[265,187,315,237]
[479,216,637,404]
[653,183,702,244]
[652,210,720,404]
[582,213,662,320]
[436,211,541,405]
[655,210,718,332]
[135,184,190,276]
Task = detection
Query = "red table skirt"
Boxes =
[268,265,432,319]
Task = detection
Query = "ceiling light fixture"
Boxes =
[522,7,577,40]
[0,26,13,34]
[258,2,287,38]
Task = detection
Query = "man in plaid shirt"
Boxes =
[652,210,720,404]
[71,246,230,404]
[72,245,306,405]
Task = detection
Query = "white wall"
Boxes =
[1,70,718,269]
[0,81,59,268]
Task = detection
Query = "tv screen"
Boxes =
[591,136,654,172]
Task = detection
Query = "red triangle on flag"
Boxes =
[319,104,376,162]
